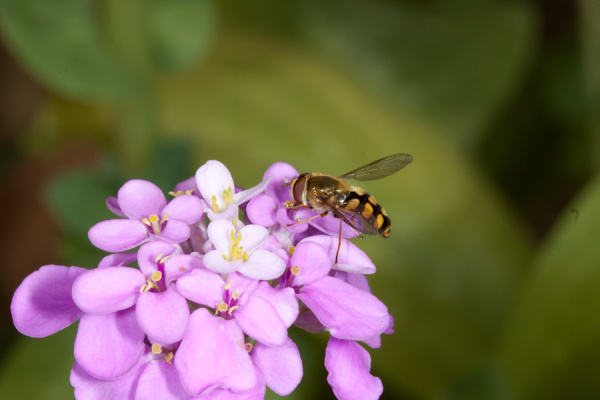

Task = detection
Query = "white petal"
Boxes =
[237,250,286,280]
[203,250,243,274]
[239,224,269,252]
[206,219,235,256]
[195,160,234,213]
[233,176,271,205]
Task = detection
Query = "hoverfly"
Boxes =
[284,153,413,263]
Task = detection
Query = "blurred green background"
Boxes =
[1,0,600,399]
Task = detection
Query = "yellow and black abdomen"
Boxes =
[342,190,391,237]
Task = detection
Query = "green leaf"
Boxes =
[0,325,77,400]
[44,169,119,267]
[0,0,141,101]
[580,0,600,168]
[159,33,533,398]
[221,0,537,153]
[499,173,600,399]
[148,0,217,72]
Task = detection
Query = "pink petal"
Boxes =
[118,180,166,219]
[136,286,190,343]
[301,235,376,273]
[294,308,325,334]
[263,162,299,204]
[99,252,138,268]
[297,276,390,340]
[162,194,205,224]
[235,295,287,346]
[253,338,303,395]
[155,219,191,243]
[276,207,308,233]
[71,352,149,400]
[246,193,277,227]
[88,219,149,252]
[74,308,146,380]
[11,265,85,337]
[325,338,383,400]
[176,268,224,307]
[72,267,145,314]
[289,240,331,287]
[237,250,286,280]
[195,378,265,400]
[163,254,204,284]
[138,241,179,277]
[252,282,298,328]
[175,308,257,395]
[174,176,200,198]
[135,360,190,400]
[106,196,126,217]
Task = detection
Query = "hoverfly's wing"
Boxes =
[339,153,413,182]
[328,205,380,236]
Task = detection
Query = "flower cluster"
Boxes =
[11,160,393,400]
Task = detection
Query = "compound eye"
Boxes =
[291,174,307,204]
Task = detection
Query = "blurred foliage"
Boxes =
[1,0,600,399]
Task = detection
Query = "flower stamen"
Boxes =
[229,229,245,261]
[151,343,162,354]
[211,195,219,213]
[141,214,165,234]
[223,186,234,208]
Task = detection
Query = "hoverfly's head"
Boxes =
[289,173,308,205]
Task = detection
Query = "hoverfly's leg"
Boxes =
[285,211,328,227]
[335,218,343,264]
[283,201,311,210]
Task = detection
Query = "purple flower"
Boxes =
[89,179,204,252]
[280,238,390,341]
[11,265,85,337]
[175,271,300,395]
[325,338,383,400]
[11,159,395,400]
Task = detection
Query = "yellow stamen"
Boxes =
[232,290,240,301]
[291,265,301,275]
[151,343,162,354]
[289,246,295,255]
[225,281,232,290]
[229,229,244,261]
[152,271,162,282]
[160,214,170,224]
[169,188,195,197]
[141,214,163,234]
[228,305,238,315]
[140,278,158,292]
[211,195,219,213]
[165,352,174,364]
[217,302,228,313]
[155,253,164,263]
[223,186,234,208]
